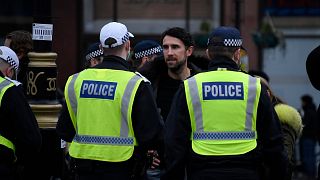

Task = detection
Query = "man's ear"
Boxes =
[206,49,211,59]
[141,56,149,64]
[90,58,100,67]
[5,66,14,78]
[125,41,131,52]
[17,53,24,60]
[233,48,241,64]
[17,48,27,60]
[186,46,194,57]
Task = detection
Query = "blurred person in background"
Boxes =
[83,42,104,69]
[299,94,318,179]
[131,40,163,71]
[4,30,33,89]
[251,73,303,180]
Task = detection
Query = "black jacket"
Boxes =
[138,56,202,121]
[0,73,42,176]
[163,56,288,180]
[56,55,164,179]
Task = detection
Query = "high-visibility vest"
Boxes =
[65,69,144,162]
[184,69,261,156]
[0,77,16,152]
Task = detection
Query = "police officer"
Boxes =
[56,22,163,180]
[4,30,33,91]
[0,46,42,179]
[163,26,288,180]
[84,42,104,69]
[131,40,163,70]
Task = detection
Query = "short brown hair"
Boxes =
[6,30,33,55]
[161,27,194,48]
[207,46,239,59]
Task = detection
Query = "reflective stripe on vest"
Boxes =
[187,75,257,140]
[0,78,15,152]
[68,74,140,146]
[73,134,134,145]
[67,73,79,129]
[193,131,256,140]
[0,79,12,91]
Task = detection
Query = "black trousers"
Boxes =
[0,163,18,180]
[187,168,260,180]
[72,158,147,180]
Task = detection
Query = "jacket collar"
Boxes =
[0,71,4,78]
[208,56,240,71]
[94,55,133,71]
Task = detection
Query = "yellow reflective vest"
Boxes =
[0,77,16,152]
[65,69,143,162]
[184,70,261,156]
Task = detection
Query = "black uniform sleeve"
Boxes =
[131,82,164,149]
[2,85,42,163]
[317,104,320,144]
[256,84,288,179]
[162,84,190,180]
[137,56,166,84]
[56,101,76,142]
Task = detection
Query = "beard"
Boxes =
[166,56,187,74]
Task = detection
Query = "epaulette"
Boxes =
[135,72,150,84]
[5,77,22,86]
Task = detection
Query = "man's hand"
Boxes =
[147,150,160,169]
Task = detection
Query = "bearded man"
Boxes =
[157,27,201,121]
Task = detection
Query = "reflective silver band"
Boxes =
[187,76,204,132]
[68,73,80,117]
[0,79,15,151]
[0,79,12,92]
[120,75,141,137]
[245,76,258,131]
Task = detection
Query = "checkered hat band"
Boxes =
[74,134,134,146]
[193,131,256,140]
[5,56,18,71]
[223,39,242,47]
[85,49,104,61]
[121,32,130,44]
[134,46,163,59]
[105,32,130,48]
